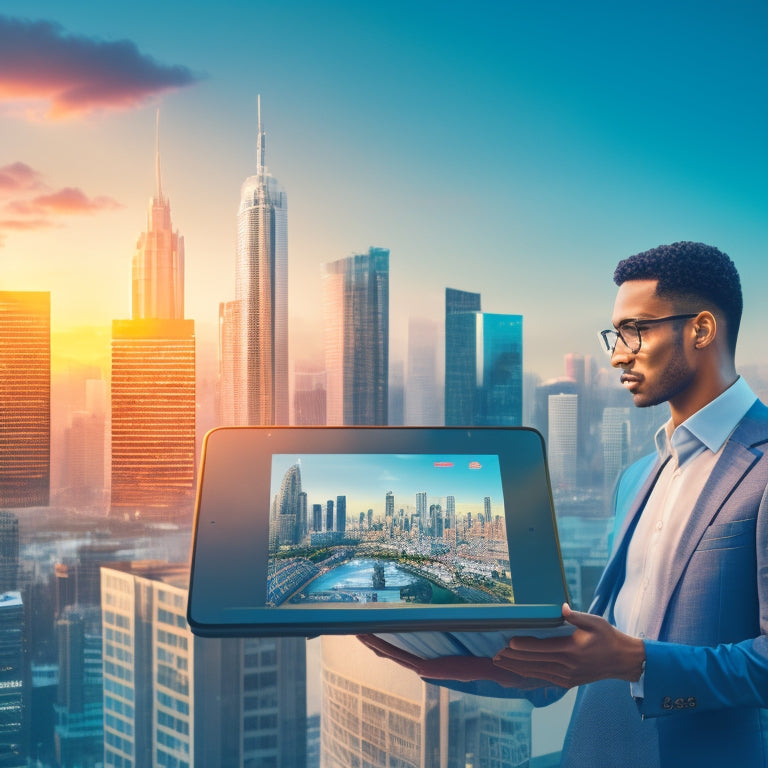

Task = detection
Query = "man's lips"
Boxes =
[620,373,642,390]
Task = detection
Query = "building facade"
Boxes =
[323,247,389,426]
[233,99,289,426]
[445,304,523,427]
[0,291,50,508]
[110,319,196,519]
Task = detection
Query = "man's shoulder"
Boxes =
[732,399,768,447]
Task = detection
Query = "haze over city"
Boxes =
[2,1,766,384]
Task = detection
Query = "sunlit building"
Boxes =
[0,290,50,508]
[234,97,289,426]
[132,111,185,321]
[111,121,195,520]
[323,248,389,425]
[110,319,196,519]
[217,299,241,426]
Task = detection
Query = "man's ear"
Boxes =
[692,311,717,349]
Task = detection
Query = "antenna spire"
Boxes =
[155,108,164,201]
[256,94,265,175]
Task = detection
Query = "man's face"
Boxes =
[610,279,697,409]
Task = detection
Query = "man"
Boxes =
[361,242,768,766]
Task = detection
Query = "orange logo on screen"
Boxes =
[468,461,482,470]
[433,461,454,468]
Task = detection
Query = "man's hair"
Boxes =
[613,241,742,353]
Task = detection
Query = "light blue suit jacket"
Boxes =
[562,399,768,767]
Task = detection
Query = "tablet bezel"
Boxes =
[187,426,569,637]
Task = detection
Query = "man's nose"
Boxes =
[610,337,634,367]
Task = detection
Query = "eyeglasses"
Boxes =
[598,313,698,355]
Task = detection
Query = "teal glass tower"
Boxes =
[445,288,522,426]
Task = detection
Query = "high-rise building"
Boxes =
[0,592,25,767]
[321,635,534,768]
[132,111,185,321]
[336,495,346,534]
[111,121,195,520]
[111,320,196,519]
[293,362,326,426]
[323,247,389,425]
[548,393,579,492]
[405,316,442,425]
[602,406,632,498]
[273,462,303,546]
[100,562,306,768]
[234,97,289,426]
[63,379,106,509]
[217,299,241,426]
[0,290,50,508]
[445,303,523,426]
[0,512,19,593]
[54,607,102,768]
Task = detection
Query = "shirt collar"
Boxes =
[654,376,758,466]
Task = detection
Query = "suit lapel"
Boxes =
[644,438,762,638]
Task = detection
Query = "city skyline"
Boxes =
[1,3,765,385]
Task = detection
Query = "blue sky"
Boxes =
[271,453,504,517]
[2,0,766,380]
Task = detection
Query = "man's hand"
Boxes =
[492,603,646,689]
[356,634,546,689]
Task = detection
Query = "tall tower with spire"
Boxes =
[111,111,196,520]
[233,97,289,425]
[132,110,185,320]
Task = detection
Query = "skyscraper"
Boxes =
[0,512,19,593]
[548,393,579,492]
[0,290,50,508]
[273,462,302,546]
[0,592,25,766]
[323,247,389,425]
[405,316,442,425]
[234,97,289,426]
[445,291,523,427]
[132,111,185,321]
[111,119,196,520]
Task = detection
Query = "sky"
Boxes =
[1,0,767,381]
[270,453,504,517]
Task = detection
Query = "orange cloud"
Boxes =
[0,15,202,119]
[6,187,121,216]
[0,162,45,192]
[0,162,122,245]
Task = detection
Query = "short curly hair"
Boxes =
[613,241,742,353]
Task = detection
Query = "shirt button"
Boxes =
[656,521,663,530]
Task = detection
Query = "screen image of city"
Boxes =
[266,453,514,608]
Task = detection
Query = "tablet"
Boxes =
[187,426,569,638]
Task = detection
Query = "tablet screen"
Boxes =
[267,453,514,607]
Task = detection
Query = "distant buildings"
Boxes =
[110,121,196,520]
[323,247,389,425]
[405,317,442,425]
[0,512,19,594]
[548,393,579,492]
[0,290,50,508]
[232,97,289,426]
